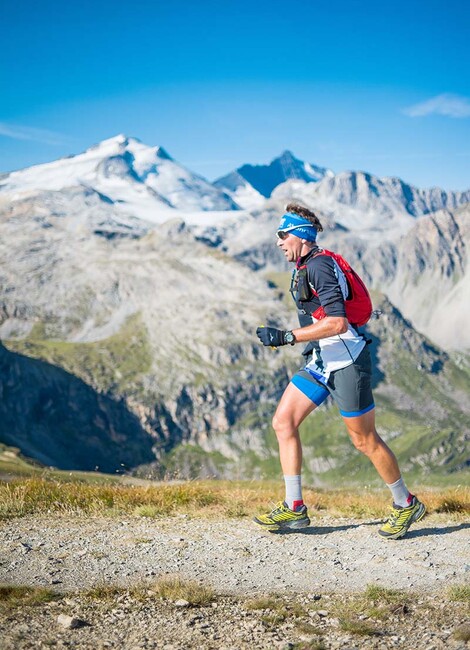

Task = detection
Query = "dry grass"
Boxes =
[453,623,470,642]
[434,496,468,513]
[364,584,410,606]
[0,477,468,521]
[294,620,324,635]
[0,585,59,611]
[338,618,381,636]
[292,643,326,650]
[331,583,411,626]
[0,478,222,520]
[307,486,469,519]
[152,575,214,605]
[245,595,307,626]
[82,584,128,601]
[245,595,285,611]
[447,584,470,603]
[82,576,214,606]
[245,595,309,616]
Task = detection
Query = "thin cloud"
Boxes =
[403,93,470,118]
[0,122,71,145]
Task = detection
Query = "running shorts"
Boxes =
[290,345,375,417]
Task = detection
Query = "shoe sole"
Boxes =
[379,502,427,540]
[253,517,311,531]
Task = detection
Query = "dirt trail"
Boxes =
[1,515,468,593]
[1,515,469,649]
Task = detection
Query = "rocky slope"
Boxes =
[271,170,470,235]
[356,204,470,351]
[215,149,470,237]
[0,342,154,472]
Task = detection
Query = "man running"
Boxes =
[254,203,425,539]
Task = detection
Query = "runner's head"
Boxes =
[276,204,323,263]
[276,203,323,242]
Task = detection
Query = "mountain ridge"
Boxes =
[0,135,240,219]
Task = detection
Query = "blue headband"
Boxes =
[277,213,317,242]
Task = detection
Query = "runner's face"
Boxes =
[276,232,303,262]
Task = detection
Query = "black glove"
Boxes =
[256,326,287,347]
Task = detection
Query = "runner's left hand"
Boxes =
[256,326,286,347]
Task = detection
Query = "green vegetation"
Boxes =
[162,444,230,479]
[294,621,324,636]
[364,585,410,605]
[338,619,381,636]
[331,584,411,634]
[246,595,307,626]
[0,443,123,483]
[4,312,152,398]
[82,584,128,602]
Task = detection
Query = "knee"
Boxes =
[272,412,295,441]
[351,431,381,456]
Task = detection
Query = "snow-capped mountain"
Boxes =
[0,135,240,223]
[214,150,333,208]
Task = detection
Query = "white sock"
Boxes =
[284,475,303,510]
[386,476,412,507]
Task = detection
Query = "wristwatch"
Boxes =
[284,330,296,345]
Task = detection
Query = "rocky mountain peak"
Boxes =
[215,150,333,207]
[278,149,297,163]
[155,146,173,160]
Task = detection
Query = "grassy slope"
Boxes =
[0,443,122,484]
[3,313,152,400]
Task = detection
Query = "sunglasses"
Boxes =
[277,224,316,240]
[276,224,302,240]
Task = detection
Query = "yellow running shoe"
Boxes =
[253,501,310,531]
[379,496,426,540]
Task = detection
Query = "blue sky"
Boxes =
[1,0,469,189]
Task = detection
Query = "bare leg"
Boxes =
[342,408,401,484]
[272,382,317,475]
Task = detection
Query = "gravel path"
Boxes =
[1,515,469,593]
[1,515,469,650]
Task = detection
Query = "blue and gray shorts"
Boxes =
[291,346,375,418]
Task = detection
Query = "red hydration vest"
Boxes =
[302,249,373,327]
